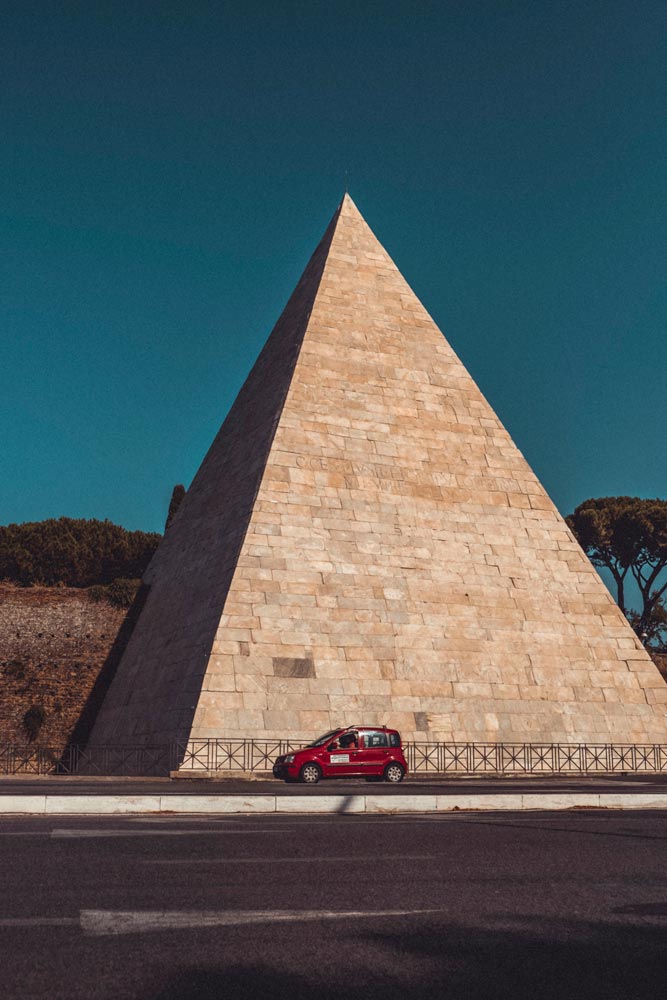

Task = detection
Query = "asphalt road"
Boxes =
[2,811,667,999]
[3,772,667,795]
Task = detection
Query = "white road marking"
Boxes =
[128,816,241,823]
[79,908,440,935]
[143,854,441,864]
[50,826,296,838]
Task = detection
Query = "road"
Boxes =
[3,771,667,795]
[2,811,667,999]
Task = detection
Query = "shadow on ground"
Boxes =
[149,912,667,1000]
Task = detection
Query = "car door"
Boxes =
[321,734,358,777]
[356,729,392,775]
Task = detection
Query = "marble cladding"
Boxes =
[87,195,667,749]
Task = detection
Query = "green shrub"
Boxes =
[106,578,141,608]
[87,585,108,604]
[0,518,161,588]
[87,578,141,608]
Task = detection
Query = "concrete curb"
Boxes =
[2,792,667,815]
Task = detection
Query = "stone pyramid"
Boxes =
[89,194,667,750]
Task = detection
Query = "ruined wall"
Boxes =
[0,584,128,751]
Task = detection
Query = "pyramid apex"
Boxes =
[339,190,363,218]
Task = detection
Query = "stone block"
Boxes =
[159,795,276,813]
[276,796,365,814]
[45,796,161,814]
[365,795,438,813]
[0,796,47,814]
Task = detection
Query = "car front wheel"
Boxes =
[384,762,405,783]
[299,763,322,784]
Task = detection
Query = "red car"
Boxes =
[272,726,407,784]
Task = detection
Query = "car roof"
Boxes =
[343,724,398,732]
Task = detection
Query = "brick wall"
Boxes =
[0,583,131,752]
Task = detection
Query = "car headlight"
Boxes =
[284,754,295,763]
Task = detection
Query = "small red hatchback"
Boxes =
[272,726,407,784]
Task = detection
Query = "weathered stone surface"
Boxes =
[0,583,129,751]
[88,195,667,748]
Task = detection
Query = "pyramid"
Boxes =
[89,195,667,750]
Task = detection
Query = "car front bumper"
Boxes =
[272,762,299,779]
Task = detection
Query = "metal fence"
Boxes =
[177,739,307,774]
[0,743,178,777]
[2,740,667,776]
[405,742,667,775]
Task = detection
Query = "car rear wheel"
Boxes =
[299,763,322,784]
[384,762,405,783]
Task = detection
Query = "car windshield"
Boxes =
[306,729,342,748]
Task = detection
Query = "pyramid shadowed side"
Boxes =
[86,201,345,746]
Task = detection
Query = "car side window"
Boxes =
[364,730,389,748]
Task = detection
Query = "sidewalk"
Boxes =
[2,773,667,814]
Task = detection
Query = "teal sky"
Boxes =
[2,1,665,535]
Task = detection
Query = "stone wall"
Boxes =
[0,583,129,752]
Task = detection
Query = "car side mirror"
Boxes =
[326,743,337,751]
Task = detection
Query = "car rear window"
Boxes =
[389,731,401,747]
[364,730,389,748]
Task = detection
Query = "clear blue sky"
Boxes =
[2,1,665,535]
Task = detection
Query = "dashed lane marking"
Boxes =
[50,826,297,838]
[79,908,441,935]
[142,854,441,864]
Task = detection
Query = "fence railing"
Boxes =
[177,739,308,774]
[0,743,179,777]
[405,742,667,774]
[2,740,667,776]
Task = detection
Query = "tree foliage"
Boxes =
[165,484,186,532]
[0,518,161,588]
[627,602,667,648]
[566,497,667,642]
